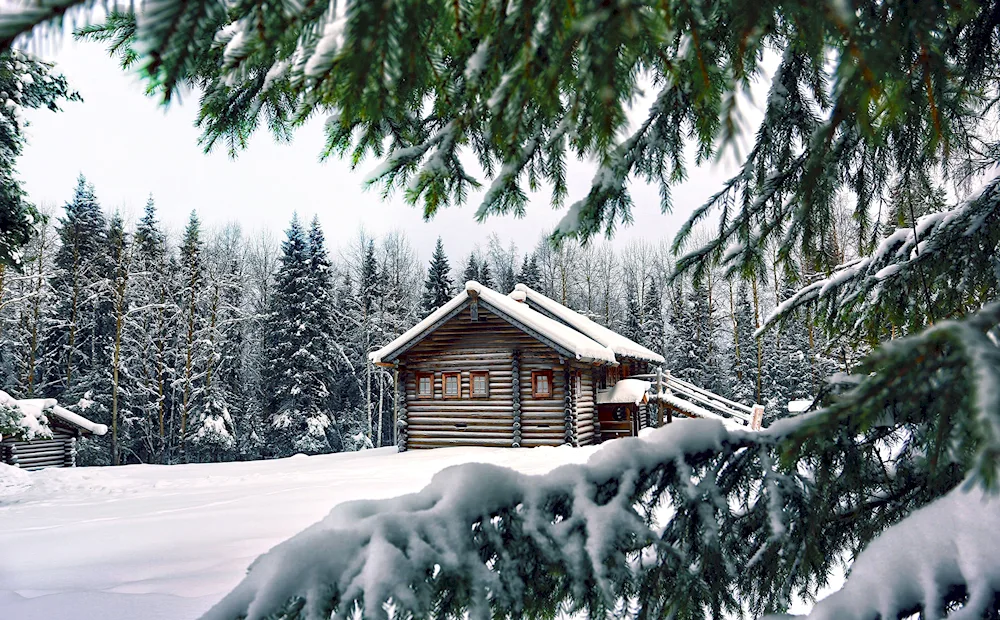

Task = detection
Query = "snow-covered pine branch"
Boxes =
[201,420,770,620]
[758,175,1000,341]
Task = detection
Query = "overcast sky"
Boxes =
[17,38,753,264]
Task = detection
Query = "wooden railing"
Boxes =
[637,369,765,430]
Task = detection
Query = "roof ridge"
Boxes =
[509,284,665,364]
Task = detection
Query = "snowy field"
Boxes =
[0,445,601,620]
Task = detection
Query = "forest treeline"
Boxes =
[0,175,849,464]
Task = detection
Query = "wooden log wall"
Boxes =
[638,404,649,429]
[511,351,522,447]
[563,369,575,446]
[575,370,596,446]
[516,355,570,447]
[2,428,76,470]
[400,305,572,449]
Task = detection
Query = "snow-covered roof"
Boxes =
[0,391,108,437]
[596,379,651,405]
[512,284,665,364]
[369,281,617,365]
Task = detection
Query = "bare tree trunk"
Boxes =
[181,270,197,464]
[729,279,741,381]
[206,283,220,392]
[110,232,132,466]
[26,233,48,395]
[751,276,763,404]
[364,308,372,443]
[156,285,167,463]
[66,244,81,388]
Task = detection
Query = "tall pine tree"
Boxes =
[265,215,335,456]
[421,237,453,315]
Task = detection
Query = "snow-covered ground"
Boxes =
[0,445,600,620]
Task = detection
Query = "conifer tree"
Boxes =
[330,269,366,448]
[0,50,78,268]
[640,277,664,356]
[265,215,334,456]
[131,196,173,462]
[177,211,203,463]
[421,237,453,315]
[461,253,479,285]
[305,216,341,451]
[48,175,107,398]
[477,259,494,289]
[729,283,758,406]
[359,239,380,442]
[106,212,135,465]
[517,252,542,290]
[189,228,242,462]
[620,278,643,345]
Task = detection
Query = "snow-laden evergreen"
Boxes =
[420,237,454,316]
[0,50,78,268]
[265,216,337,456]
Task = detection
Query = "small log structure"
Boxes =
[369,282,664,450]
[369,282,761,451]
[1,393,108,469]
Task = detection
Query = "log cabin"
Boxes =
[1,392,108,469]
[369,281,665,450]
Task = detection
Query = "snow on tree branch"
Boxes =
[803,484,1000,620]
[758,175,1000,339]
[201,420,774,620]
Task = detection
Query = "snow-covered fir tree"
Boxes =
[728,282,758,405]
[48,175,107,398]
[460,252,479,285]
[265,215,335,456]
[175,211,204,464]
[0,50,78,268]
[620,278,642,345]
[420,237,453,315]
[516,252,542,291]
[129,196,174,462]
[640,277,664,356]
[476,258,494,289]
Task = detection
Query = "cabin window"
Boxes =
[443,372,461,398]
[470,371,489,398]
[532,370,553,398]
[417,373,434,398]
